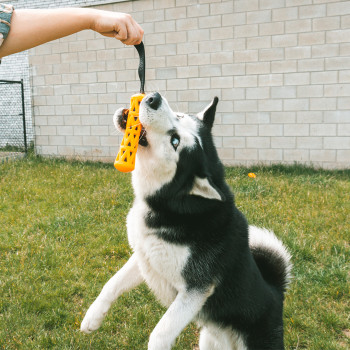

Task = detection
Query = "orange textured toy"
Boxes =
[114,93,145,172]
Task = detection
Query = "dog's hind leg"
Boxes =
[199,326,222,350]
[199,325,232,350]
[81,254,143,334]
[199,325,246,350]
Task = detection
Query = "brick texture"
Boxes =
[13,0,350,168]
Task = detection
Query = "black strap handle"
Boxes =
[134,42,145,94]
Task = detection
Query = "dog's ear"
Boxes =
[197,97,219,129]
[189,176,224,201]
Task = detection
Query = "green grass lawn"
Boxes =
[0,155,349,349]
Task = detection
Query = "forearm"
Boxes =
[0,7,93,57]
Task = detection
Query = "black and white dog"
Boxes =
[81,92,292,350]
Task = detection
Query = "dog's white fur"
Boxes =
[199,323,247,350]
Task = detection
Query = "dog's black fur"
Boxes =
[144,96,289,349]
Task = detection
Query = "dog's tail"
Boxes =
[249,226,292,293]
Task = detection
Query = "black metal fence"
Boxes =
[0,79,28,154]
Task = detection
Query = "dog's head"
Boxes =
[114,92,226,203]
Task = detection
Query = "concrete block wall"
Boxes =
[28,0,350,168]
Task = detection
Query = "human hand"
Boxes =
[89,10,143,45]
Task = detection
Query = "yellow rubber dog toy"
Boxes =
[114,93,145,173]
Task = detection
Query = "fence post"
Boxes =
[20,79,27,154]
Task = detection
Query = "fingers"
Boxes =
[115,15,143,45]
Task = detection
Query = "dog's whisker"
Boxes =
[126,122,143,129]
[146,82,161,95]
[172,103,180,113]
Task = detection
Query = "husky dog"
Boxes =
[81,92,292,350]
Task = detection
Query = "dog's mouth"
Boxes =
[139,128,148,147]
[119,108,148,147]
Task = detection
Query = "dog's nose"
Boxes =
[145,92,161,110]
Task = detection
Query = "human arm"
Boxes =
[0,7,143,58]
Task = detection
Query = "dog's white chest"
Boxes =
[127,200,190,306]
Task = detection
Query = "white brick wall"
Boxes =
[26,0,350,168]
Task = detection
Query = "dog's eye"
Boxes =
[171,134,180,150]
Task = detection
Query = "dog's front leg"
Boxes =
[148,288,212,350]
[81,253,143,334]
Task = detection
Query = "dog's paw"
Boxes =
[80,301,108,334]
[148,334,172,350]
